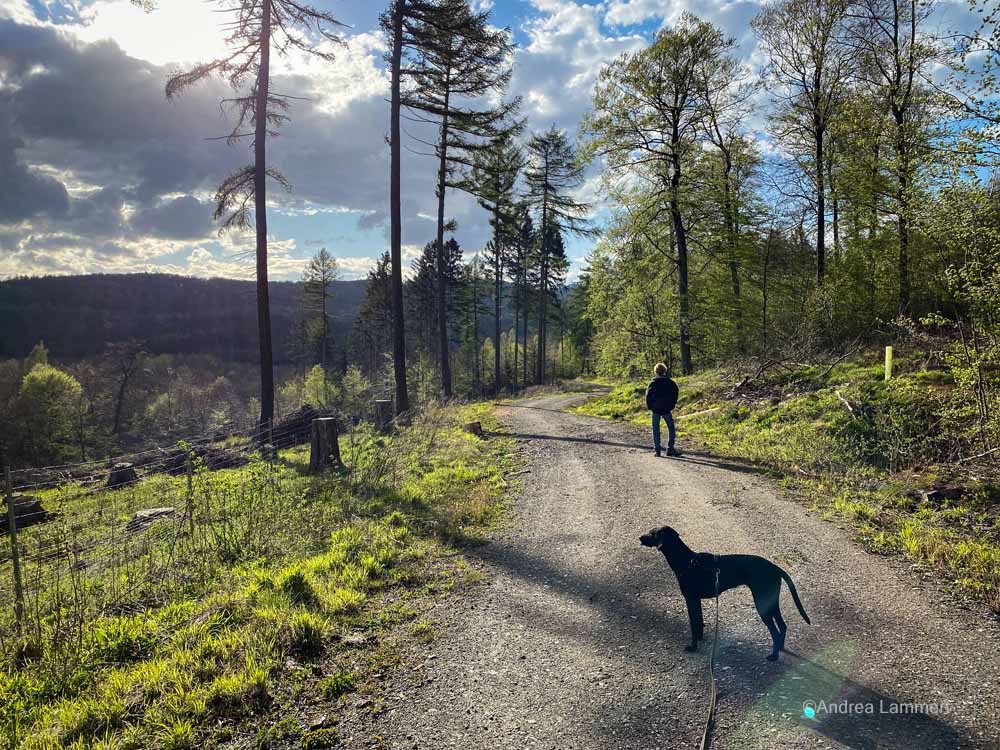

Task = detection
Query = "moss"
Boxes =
[301,727,340,750]
[318,672,354,701]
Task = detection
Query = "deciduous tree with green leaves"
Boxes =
[582,14,737,374]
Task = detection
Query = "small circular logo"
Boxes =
[803,701,817,719]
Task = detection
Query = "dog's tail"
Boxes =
[779,568,811,624]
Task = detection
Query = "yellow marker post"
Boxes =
[884,345,893,381]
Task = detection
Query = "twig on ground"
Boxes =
[835,390,855,416]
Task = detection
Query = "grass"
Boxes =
[573,356,1000,614]
[0,402,519,749]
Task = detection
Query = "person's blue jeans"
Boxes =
[652,411,675,452]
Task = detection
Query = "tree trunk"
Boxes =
[522,295,529,386]
[513,276,519,391]
[389,1,410,416]
[493,217,502,396]
[472,269,480,394]
[761,229,772,353]
[536,171,549,384]
[309,418,341,472]
[321,277,328,393]
[895,110,911,316]
[669,148,692,375]
[828,152,839,262]
[721,159,744,355]
[435,82,453,399]
[255,0,275,436]
[815,123,826,286]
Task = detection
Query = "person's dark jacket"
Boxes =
[645,375,679,415]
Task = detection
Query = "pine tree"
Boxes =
[400,0,518,398]
[509,208,538,388]
[302,248,339,377]
[470,134,525,395]
[166,0,344,434]
[352,253,394,378]
[525,127,592,383]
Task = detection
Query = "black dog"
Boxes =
[640,526,810,661]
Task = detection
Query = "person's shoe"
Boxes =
[666,447,681,457]
[654,448,661,457]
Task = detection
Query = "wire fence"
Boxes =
[0,415,325,655]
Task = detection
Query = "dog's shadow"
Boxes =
[713,645,966,750]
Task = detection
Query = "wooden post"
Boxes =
[5,465,24,635]
[186,453,195,537]
[884,345,893,381]
[309,418,342,473]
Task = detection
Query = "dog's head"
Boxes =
[639,525,680,550]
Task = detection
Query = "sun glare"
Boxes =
[72,0,230,67]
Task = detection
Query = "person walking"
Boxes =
[645,363,680,457]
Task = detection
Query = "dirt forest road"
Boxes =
[350,393,1000,750]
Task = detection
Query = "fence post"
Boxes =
[884,345,894,382]
[4,465,24,636]
[186,452,195,537]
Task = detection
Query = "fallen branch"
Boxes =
[819,342,862,379]
[957,446,1000,464]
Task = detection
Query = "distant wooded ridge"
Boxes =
[0,273,367,363]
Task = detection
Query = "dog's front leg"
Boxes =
[684,596,704,652]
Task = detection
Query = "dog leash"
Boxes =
[698,565,721,750]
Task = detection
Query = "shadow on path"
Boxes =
[465,536,967,749]
[496,428,765,477]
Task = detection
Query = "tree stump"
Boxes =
[463,421,484,438]
[373,400,393,432]
[7,495,55,530]
[107,462,138,488]
[309,418,342,473]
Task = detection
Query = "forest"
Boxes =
[2,0,999,471]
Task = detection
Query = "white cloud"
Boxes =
[604,0,664,27]
[514,1,646,132]
[0,0,39,25]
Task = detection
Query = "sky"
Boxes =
[0,0,976,281]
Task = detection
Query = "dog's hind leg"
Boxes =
[684,596,705,652]
[774,606,787,651]
[752,588,783,661]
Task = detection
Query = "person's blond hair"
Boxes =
[654,363,668,376]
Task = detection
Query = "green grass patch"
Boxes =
[0,402,518,749]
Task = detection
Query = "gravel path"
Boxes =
[346,393,1000,750]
